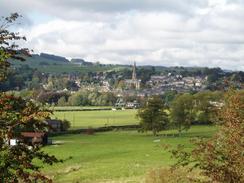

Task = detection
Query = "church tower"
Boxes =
[125,61,141,90]
[132,61,137,80]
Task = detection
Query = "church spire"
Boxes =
[132,61,136,80]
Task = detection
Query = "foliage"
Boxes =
[57,96,67,106]
[162,90,178,106]
[67,91,89,106]
[193,91,223,124]
[0,65,36,91]
[60,119,71,131]
[37,91,69,104]
[137,96,168,136]
[0,94,60,182]
[170,90,244,183]
[0,13,60,182]
[0,13,29,81]
[66,90,117,106]
[170,93,195,134]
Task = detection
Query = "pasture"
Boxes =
[53,109,139,129]
[42,125,217,183]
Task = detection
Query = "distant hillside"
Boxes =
[9,53,243,79]
[70,58,93,66]
[10,53,127,74]
[39,53,69,63]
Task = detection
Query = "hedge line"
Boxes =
[53,108,113,112]
[49,124,140,136]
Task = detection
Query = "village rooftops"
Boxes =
[21,132,46,138]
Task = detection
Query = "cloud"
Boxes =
[1,0,244,70]
[2,0,207,16]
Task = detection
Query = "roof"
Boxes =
[46,119,62,125]
[21,132,46,138]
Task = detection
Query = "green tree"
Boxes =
[170,93,195,135]
[162,90,177,106]
[68,91,89,106]
[193,91,223,124]
[137,96,168,136]
[57,96,67,106]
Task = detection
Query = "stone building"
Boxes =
[125,62,141,90]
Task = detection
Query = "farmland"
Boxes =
[53,109,139,129]
[42,125,217,182]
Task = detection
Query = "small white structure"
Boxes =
[10,139,18,146]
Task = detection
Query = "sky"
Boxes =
[1,0,244,70]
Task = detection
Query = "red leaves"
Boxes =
[170,90,244,182]
[0,94,59,182]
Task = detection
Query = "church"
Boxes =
[125,62,141,90]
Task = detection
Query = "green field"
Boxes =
[42,125,217,182]
[53,109,139,129]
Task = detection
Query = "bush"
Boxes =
[86,126,94,135]
[169,90,244,183]
[60,119,71,131]
[57,96,67,106]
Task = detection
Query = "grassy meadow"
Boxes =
[42,125,217,182]
[53,109,139,129]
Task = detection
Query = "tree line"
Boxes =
[137,90,224,136]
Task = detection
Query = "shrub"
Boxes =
[60,119,71,131]
[169,90,244,183]
[86,126,94,135]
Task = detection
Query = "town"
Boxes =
[1,3,244,182]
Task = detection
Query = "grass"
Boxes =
[42,125,217,183]
[53,109,139,129]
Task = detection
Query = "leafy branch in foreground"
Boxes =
[0,13,30,81]
[0,13,61,182]
[168,89,244,183]
[0,93,61,182]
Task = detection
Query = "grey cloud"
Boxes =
[1,0,207,20]
[45,0,206,13]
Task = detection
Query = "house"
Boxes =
[21,132,48,145]
[125,101,140,109]
[114,98,126,108]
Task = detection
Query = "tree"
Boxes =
[193,91,223,124]
[162,90,177,106]
[0,13,29,81]
[170,90,244,182]
[0,94,60,182]
[0,13,60,182]
[137,96,168,136]
[170,93,195,134]
[57,96,67,106]
[68,92,84,106]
